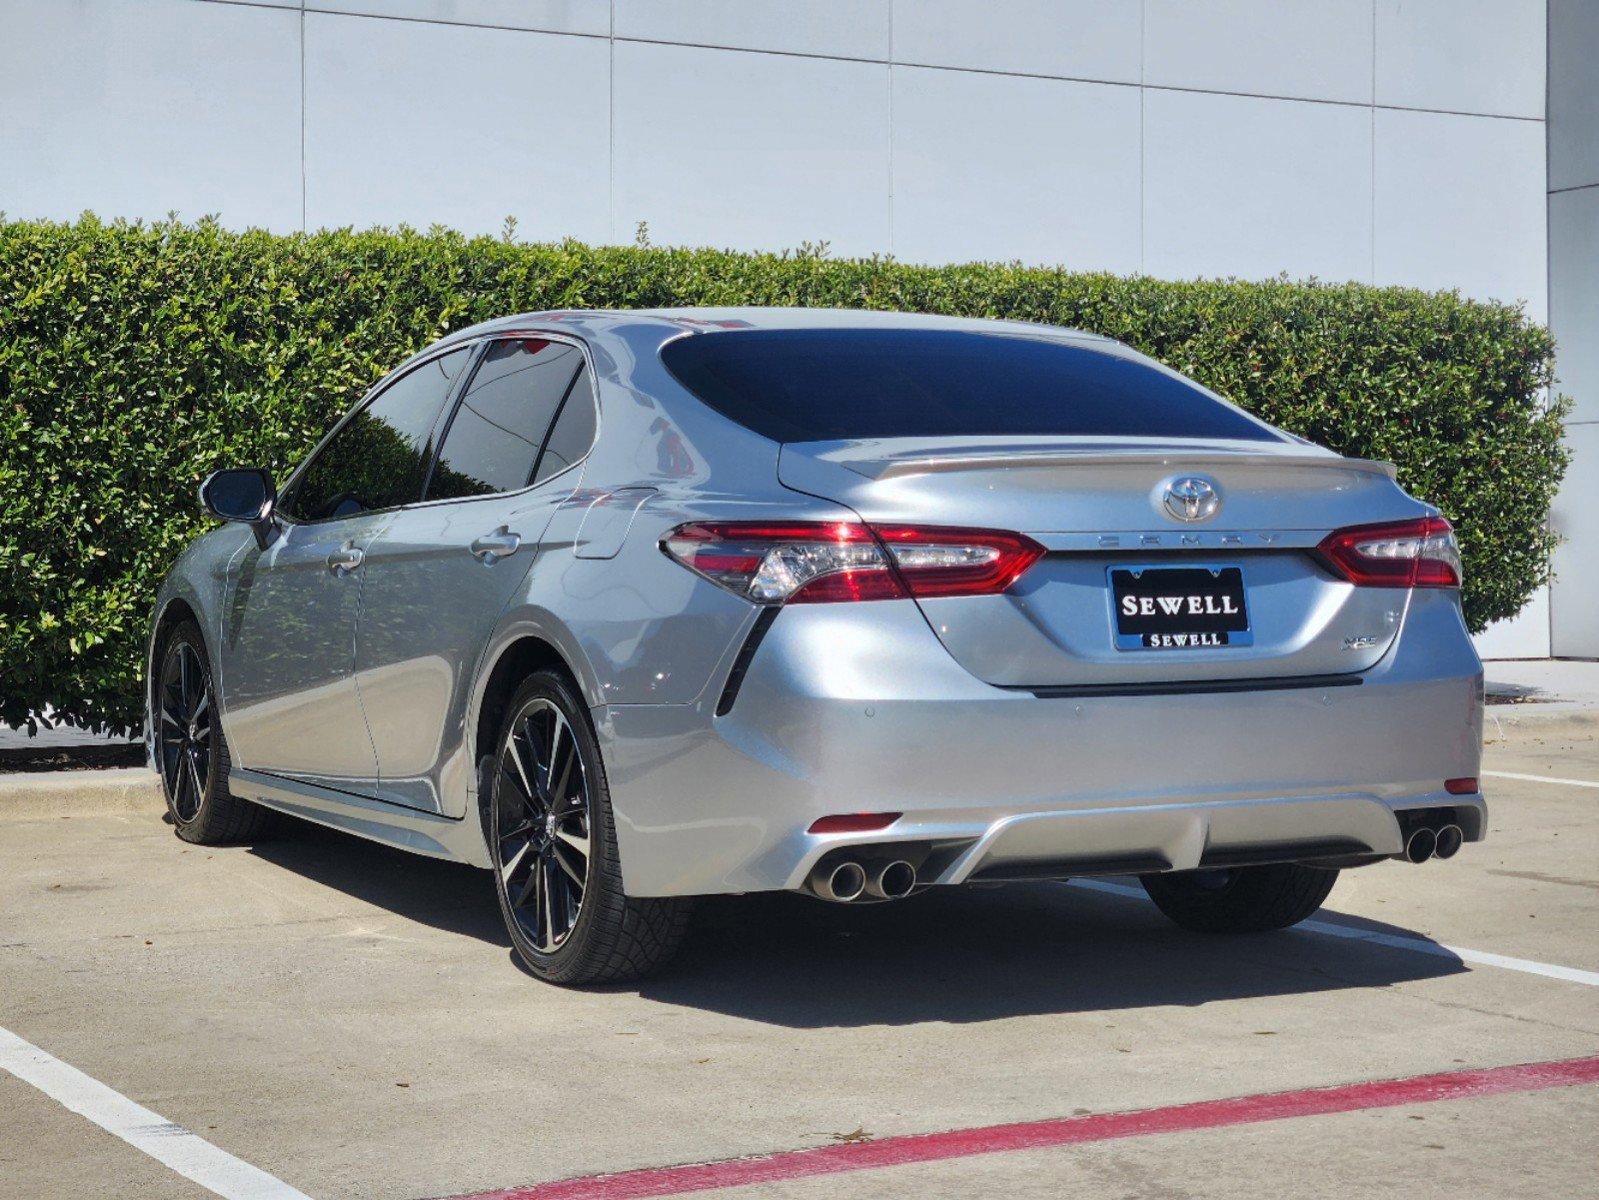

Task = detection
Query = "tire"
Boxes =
[153,620,277,844]
[1139,863,1339,933]
[489,669,692,985]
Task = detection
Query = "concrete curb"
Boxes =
[0,768,163,819]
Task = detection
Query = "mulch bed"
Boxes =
[0,743,146,773]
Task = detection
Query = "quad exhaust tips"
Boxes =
[865,860,917,901]
[809,859,867,903]
[1433,824,1464,860]
[806,858,917,903]
[1402,826,1438,864]
[1398,816,1467,864]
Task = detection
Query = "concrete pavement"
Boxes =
[1,716,1596,1200]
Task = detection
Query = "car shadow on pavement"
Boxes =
[642,884,1469,1027]
[246,820,510,946]
[247,821,1465,1027]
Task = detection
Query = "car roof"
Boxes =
[382,308,1129,403]
[433,306,1113,351]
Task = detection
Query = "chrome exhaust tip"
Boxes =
[809,859,867,903]
[1402,826,1437,864]
[864,860,917,901]
[1433,824,1464,860]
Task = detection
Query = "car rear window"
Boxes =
[659,328,1280,443]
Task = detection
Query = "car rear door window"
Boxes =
[531,363,597,486]
[660,328,1281,443]
[286,347,470,522]
[425,338,584,501]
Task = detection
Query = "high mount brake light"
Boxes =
[1317,516,1462,588]
[661,521,1044,605]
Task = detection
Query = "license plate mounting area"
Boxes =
[1108,563,1253,651]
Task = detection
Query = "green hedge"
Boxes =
[0,215,1569,734]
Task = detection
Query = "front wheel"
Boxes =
[1139,863,1338,933]
[154,620,276,844]
[489,669,691,985]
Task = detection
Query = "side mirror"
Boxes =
[200,469,277,548]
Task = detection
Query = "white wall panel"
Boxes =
[614,0,891,61]
[0,0,302,230]
[1374,109,1546,318]
[305,0,610,37]
[1550,187,1599,424]
[303,14,610,240]
[1549,0,1599,192]
[892,0,1140,84]
[1143,90,1372,283]
[1375,0,1544,119]
[1547,0,1599,658]
[1475,588,1551,660]
[891,67,1140,271]
[612,42,890,255]
[1144,0,1372,105]
[1551,423,1599,658]
[1,0,1571,659]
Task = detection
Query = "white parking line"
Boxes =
[1066,879,1599,988]
[0,1026,311,1200]
[1484,769,1599,791]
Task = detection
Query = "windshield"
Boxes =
[660,328,1282,444]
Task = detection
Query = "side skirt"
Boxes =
[229,768,493,868]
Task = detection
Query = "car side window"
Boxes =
[425,338,585,501]
[532,363,598,486]
[285,348,470,522]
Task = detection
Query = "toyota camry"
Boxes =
[146,309,1485,984]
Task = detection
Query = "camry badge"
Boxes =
[1161,476,1221,523]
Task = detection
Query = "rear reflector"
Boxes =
[662,521,1043,605]
[1317,516,1462,589]
[1445,777,1480,795]
[807,812,902,834]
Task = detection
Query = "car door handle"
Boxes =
[470,527,522,563]
[326,543,364,575]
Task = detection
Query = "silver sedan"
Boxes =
[146,309,1485,984]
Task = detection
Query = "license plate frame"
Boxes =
[1108,563,1253,651]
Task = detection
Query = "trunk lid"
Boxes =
[778,436,1426,687]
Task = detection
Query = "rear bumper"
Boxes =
[597,591,1484,897]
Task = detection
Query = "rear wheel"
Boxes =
[1139,863,1338,933]
[489,669,691,984]
[154,621,276,844]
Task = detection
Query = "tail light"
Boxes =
[662,521,1044,605]
[1317,516,1461,588]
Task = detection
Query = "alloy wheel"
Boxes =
[157,641,212,822]
[496,697,592,953]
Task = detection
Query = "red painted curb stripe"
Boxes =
[440,1055,1599,1200]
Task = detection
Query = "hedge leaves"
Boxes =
[0,216,1568,733]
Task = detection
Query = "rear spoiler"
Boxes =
[810,443,1398,483]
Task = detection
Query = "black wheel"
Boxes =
[154,621,275,844]
[489,669,691,985]
[1139,863,1338,933]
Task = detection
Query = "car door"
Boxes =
[217,345,472,792]
[352,335,599,815]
